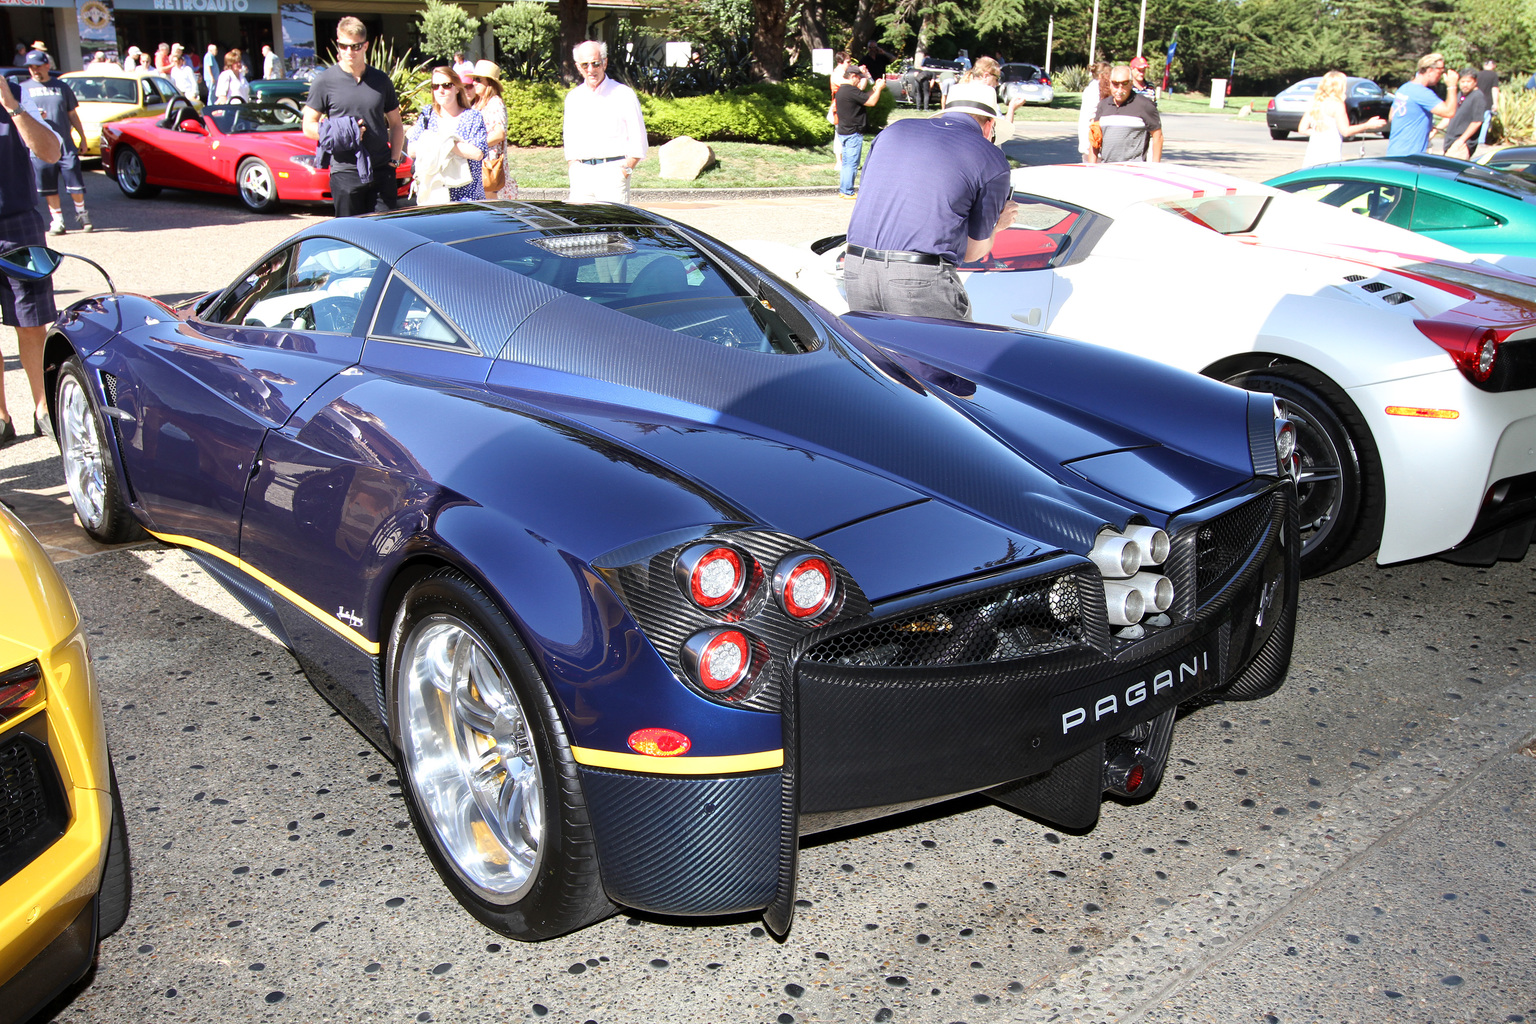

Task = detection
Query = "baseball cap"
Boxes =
[1129,56,1149,69]
[23,49,50,66]
[944,81,1001,119]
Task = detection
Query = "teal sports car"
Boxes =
[1266,154,1536,258]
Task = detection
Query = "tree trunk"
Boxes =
[849,0,881,57]
[798,0,830,54]
[558,0,589,83]
[752,0,789,82]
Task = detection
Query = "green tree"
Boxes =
[484,0,560,80]
[417,0,480,60]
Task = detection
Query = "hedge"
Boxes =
[500,78,896,149]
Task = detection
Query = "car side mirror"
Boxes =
[0,245,62,281]
[180,119,206,134]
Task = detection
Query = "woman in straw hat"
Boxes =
[470,59,518,200]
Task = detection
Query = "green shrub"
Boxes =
[499,78,895,149]
[503,81,566,147]
[1052,65,1091,92]
[417,0,479,60]
[1497,84,1533,144]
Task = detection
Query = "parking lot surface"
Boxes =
[2,117,1532,1024]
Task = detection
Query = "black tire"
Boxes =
[56,356,145,544]
[1225,365,1384,576]
[113,146,159,199]
[386,569,613,940]
[97,759,132,938]
[1269,127,1288,140]
[236,157,280,213]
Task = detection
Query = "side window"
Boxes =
[370,273,472,350]
[969,197,1083,271]
[1410,192,1499,231]
[205,238,379,331]
[1314,182,1414,227]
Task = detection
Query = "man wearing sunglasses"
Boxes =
[1387,53,1458,157]
[303,16,405,216]
[1089,65,1162,163]
[563,40,647,204]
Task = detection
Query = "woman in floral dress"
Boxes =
[406,66,488,202]
[470,60,518,200]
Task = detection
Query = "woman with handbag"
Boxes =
[407,66,487,203]
[470,60,518,200]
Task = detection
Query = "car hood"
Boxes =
[491,296,1260,565]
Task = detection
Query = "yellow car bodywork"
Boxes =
[0,502,126,1020]
[60,70,199,158]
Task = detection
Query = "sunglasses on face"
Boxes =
[576,60,604,69]
[336,41,366,51]
[1110,79,1131,86]
[432,81,455,89]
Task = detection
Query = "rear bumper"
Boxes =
[580,480,1296,923]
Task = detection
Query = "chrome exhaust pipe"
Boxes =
[1125,572,1173,613]
[1102,581,1146,626]
[1122,525,1170,566]
[1089,530,1141,578]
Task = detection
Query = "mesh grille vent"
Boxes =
[1343,274,1367,282]
[801,571,1085,669]
[0,733,66,881]
[1196,493,1277,604]
[1361,281,1390,293]
[101,371,118,406]
[1382,292,1413,305]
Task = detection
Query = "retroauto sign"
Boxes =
[109,0,278,10]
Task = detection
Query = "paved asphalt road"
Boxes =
[2,113,1533,1024]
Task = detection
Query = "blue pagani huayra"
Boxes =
[21,202,1298,940]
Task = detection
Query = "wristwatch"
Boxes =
[4,107,22,119]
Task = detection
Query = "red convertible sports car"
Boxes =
[100,100,411,213]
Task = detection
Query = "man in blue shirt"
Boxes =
[1387,53,1457,156]
[844,81,1017,319]
[18,50,89,234]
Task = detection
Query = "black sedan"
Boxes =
[1266,75,1392,139]
[24,201,1297,941]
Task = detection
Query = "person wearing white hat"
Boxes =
[842,80,1017,320]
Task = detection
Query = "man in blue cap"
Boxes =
[18,49,89,234]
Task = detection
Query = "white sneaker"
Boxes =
[77,210,92,232]
[48,217,65,236]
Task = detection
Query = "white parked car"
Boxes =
[1000,63,1054,107]
[745,163,1536,577]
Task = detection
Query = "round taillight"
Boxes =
[681,628,755,693]
[1125,763,1145,794]
[1474,331,1498,382]
[676,543,751,611]
[774,554,836,619]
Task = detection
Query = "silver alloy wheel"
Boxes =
[116,148,144,193]
[1280,397,1345,558]
[238,160,274,209]
[397,614,544,902]
[58,373,107,531]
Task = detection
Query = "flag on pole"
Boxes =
[1160,28,1178,92]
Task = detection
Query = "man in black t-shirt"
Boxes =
[834,72,884,198]
[303,16,404,216]
[1445,68,1490,159]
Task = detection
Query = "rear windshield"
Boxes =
[1457,163,1536,201]
[451,228,814,354]
[1156,194,1272,234]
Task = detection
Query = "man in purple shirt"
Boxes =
[844,82,1017,320]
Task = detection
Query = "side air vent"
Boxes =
[100,371,118,406]
[1382,292,1413,305]
[1343,274,1367,282]
[1361,281,1390,293]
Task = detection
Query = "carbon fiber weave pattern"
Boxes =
[608,529,871,712]
[579,767,781,915]
[391,242,563,356]
[987,741,1106,830]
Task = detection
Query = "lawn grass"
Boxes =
[507,92,1269,190]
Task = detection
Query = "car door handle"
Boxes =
[1012,308,1042,326]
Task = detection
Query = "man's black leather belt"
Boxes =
[846,244,950,266]
[578,155,625,165]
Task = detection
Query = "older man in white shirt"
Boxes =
[562,40,647,204]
